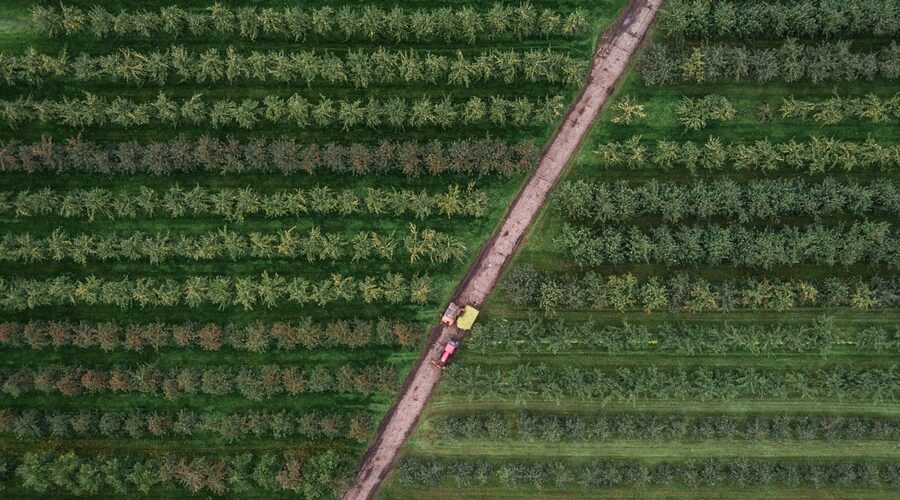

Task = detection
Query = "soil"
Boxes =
[343,1,665,498]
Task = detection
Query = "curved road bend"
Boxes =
[344,1,665,498]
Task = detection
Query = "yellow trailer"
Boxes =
[455,305,480,330]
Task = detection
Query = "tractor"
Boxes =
[432,336,460,369]
[432,301,479,369]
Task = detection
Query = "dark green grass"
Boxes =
[0,391,391,413]
[0,1,623,496]
[0,345,416,369]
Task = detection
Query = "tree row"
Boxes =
[593,136,898,173]
[504,265,897,312]
[660,0,899,40]
[0,273,434,311]
[0,407,371,443]
[33,3,589,43]
[779,94,900,126]
[555,177,900,224]
[0,363,398,400]
[0,318,421,351]
[0,225,466,265]
[4,184,488,222]
[8,450,345,496]
[0,136,538,176]
[557,222,898,269]
[399,457,899,489]
[679,93,899,129]
[640,40,899,85]
[1,46,585,88]
[467,317,897,355]
[0,93,566,130]
[446,364,897,402]
[621,93,899,129]
[428,411,900,442]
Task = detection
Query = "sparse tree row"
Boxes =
[593,136,899,173]
[557,222,899,269]
[779,94,900,124]
[399,457,900,489]
[7,450,346,496]
[0,137,538,176]
[0,407,372,443]
[3,184,488,223]
[0,273,434,311]
[0,363,398,400]
[504,265,898,312]
[446,363,898,402]
[0,318,421,351]
[467,317,898,355]
[555,178,900,224]
[0,93,566,130]
[676,93,900,129]
[427,411,900,442]
[660,0,899,40]
[0,225,466,265]
[640,40,900,85]
[0,46,586,88]
[32,3,589,43]
[617,93,900,128]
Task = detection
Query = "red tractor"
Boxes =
[431,337,460,369]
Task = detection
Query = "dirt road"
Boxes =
[343,1,664,498]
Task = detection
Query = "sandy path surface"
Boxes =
[343,1,664,498]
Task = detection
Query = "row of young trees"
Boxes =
[554,177,900,224]
[556,222,898,269]
[0,273,434,311]
[0,318,421,351]
[0,136,538,176]
[0,225,466,265]
[640,40,900,85]
[445,363,897,402]
[33,3,589,43]
[467,317,897,355]
[779,93,900,124]
[504,265,898,312]
[10,450,344,496]
[428,411,900,442]
[0,363,398,400]
[0,408,371,443]
[4,184,488,222]
[0,46,585,87]
[399,457,900,489]
[660,0,899,40]
[593,136,898,173]
[0,93,566,130]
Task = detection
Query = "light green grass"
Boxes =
[384,3,900,498]
[406,439,900,460]
[380,485,900,500]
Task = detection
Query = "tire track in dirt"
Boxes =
[344,1,664,498]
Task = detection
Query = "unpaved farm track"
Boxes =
[344,1,664,498]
